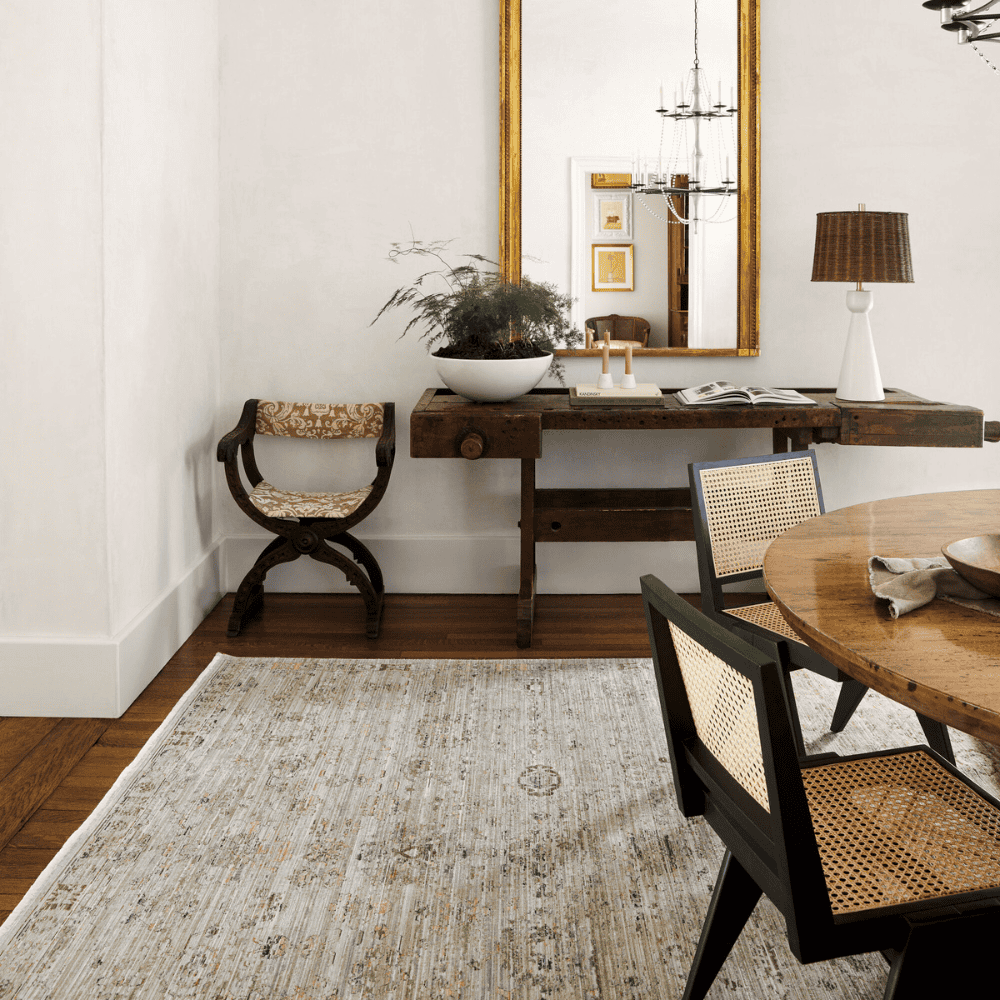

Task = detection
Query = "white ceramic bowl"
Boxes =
[434,353,552,402]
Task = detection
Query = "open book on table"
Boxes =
[675,381,818,407]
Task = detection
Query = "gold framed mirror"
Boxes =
[500,0,760,357]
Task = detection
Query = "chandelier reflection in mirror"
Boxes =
[631,0,737,233]
[922,1,1000,74]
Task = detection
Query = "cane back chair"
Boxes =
[689,451,954,762]
[640,574,1000,1000]
[584,314,651,349]
[217,399,394,639]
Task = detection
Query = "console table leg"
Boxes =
[517,457,536,648]
[773,428,814,454]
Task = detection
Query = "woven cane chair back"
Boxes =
[640,575,812,901]
[668,620,770,811]
[255,401,385,440]
[695,452,822,579]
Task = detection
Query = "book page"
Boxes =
[682,380,739,402]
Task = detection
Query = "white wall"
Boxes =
[1,1,108,638]
[219,0,999,604]
[217,0,505,593]
[1,0,221,716]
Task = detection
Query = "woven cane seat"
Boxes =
[725,601,802,643]
[248,482,372,519]
[803,750,1000,915]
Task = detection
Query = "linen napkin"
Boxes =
[868,555,1000,619]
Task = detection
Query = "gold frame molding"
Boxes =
[499,0,760,357]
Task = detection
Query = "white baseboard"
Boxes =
[0,544,223,718]
[223,534,702,595]
[0,534,703,718]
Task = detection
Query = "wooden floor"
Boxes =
[0,590,665,925]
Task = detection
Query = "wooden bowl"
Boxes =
[941,534,1000,597]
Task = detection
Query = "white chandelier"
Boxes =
[923,1,1000,73]
[631,0,737,231]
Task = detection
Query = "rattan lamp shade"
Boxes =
[811,211,913,285]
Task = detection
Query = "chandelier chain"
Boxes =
[972,35,1000,74]
[693,0,700,68]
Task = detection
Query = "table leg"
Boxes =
[773,428,815,454]
[517,457,536,648]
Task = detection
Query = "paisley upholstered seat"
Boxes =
[248,482,373,520]
[217,399,395,639]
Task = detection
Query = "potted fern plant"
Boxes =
[371,239,581,402]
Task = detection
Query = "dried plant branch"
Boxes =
[371,240,582,382]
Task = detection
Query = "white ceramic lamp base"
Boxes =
[836,289,884,402]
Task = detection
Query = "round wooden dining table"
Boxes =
[763,489,1000,745]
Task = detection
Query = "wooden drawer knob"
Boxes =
[460,432,485,460]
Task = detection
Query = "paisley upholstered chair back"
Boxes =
[254,401,385,440]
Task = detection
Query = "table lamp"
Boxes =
[811,205,913,402]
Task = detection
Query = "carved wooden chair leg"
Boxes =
[331,530,385,597]
[228,538,300,637]
[310,539,385,639]
[916,713,955,764]
[681,850,762,1000]
[830,676,868,732]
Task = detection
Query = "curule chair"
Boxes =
[217,399,395,639]
[689,450,954,762]
[640,574,1000,1000]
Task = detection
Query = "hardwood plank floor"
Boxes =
[0,590,674,925]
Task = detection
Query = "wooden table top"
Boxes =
[763,489,1000,744]
[410,387,984,458]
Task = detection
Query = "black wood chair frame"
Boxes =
[640,573,1000,999]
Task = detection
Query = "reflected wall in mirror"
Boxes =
[499,0,759,357]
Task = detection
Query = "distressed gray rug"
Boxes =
[2,654,999,999]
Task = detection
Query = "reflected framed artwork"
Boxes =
[592,244,634,291]
[593,192,632,239]
[591,172,633,189]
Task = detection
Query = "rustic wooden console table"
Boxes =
[410,387,985,647]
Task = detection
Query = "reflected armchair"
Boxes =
[584,314,651,349]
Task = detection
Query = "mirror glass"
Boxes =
[514,0,758,356]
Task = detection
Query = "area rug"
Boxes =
[2,655,999,999]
